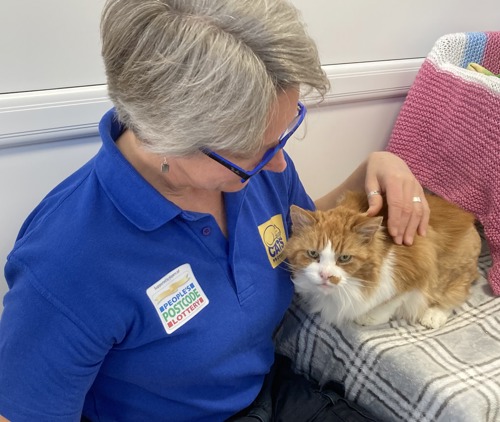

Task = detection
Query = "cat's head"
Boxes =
[285,203,385,297]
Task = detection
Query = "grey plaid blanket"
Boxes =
[275,228,499,422]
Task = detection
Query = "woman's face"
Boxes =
[167,88,301,193]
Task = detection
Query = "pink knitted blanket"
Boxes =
[387,32,500,295]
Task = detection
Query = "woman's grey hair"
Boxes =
[101,0,329,157]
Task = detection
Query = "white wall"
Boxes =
[0,0,106,93]
[294,0,499,64]
[2,0,498,92]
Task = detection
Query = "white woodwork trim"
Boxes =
[318,58,423,106]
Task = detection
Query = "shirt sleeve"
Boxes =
[0,257,108,422]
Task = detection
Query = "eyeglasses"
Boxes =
[202,102,306,182]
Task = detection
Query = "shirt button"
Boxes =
[202,227,211,236]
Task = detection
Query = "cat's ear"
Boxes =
[354,215,383,242]
[290,205,317,231]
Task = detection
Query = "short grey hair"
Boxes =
[101,0,329,157]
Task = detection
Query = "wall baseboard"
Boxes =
[0,58,423,150]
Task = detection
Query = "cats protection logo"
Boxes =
[146,263,209,334]
[258,214,287,268]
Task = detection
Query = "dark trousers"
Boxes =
[227,354,378,422]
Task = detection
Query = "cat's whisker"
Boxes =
[344,278,364,288]
[339,284,355,317]
[282,261,301,274]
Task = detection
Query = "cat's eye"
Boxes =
[307,250,319,260]
[337,255,352,264]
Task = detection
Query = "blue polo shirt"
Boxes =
[0,109,314,421]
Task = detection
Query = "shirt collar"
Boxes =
[94,109,182,231]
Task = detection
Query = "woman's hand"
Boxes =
[364,151,430,245]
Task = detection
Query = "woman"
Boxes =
[0,0,429,421]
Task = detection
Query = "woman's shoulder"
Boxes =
[13,159,97,246]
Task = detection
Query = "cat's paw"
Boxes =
[354,312,389,326]
[419,308,449,329]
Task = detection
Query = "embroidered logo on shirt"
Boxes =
[146,263,209,334]
[258,214,287,268]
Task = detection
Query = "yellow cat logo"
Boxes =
[258,214,287,268]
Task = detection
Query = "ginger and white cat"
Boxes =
[286,191,481,329]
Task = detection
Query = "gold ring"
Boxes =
[412,196,422,203]
[367,190,381,199]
